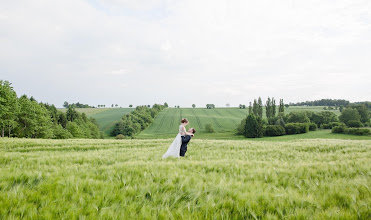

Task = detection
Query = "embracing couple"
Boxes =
[162,118,196,158]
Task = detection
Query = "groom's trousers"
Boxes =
[180,135,192,156]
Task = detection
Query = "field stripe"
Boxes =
[204,109,222,128]
[214,109,238,125]
[192,109,203,129]
[155,110,167,133]
[168,108,177,132]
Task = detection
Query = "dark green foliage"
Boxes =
[258,97,263,118]
[205,123,214,133]
[0,80,19,137]
[206,104,215,109]
[64,101,93,108]
[309,123,317,131]
[192,104,196,108]
[279,99,284,113]
[332,125,349,134]
[0,80,100,139]
[348,104,370,123]
[339,108,361,126]
[347,120,363,128]
[164,102,168,108]
[347,128,371,136]
[239,104,246,109]
[339,105,344,112]
[66,107,79,122]
[285,123,309,134]
[244,113,263,138]
[287,111,310,123]
[309,111,338,127]
[265,97,272,119]
[111,104,165,137]
[292,99,349,107]
[248,102,252,115]
[264,125,285,136]
[252,99,258,116]
[322,122,343,129]
[237,118,247,135]
[52,124,73,139]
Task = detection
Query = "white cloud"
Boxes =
[0,0,370,107]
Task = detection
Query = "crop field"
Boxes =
[59,108,134,136]
[0,138,370,219]
[138,107,341,138]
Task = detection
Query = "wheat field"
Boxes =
[0,138,370,219]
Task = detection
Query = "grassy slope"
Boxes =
[138,106,342,139]
[1,138,370,219]
[58,108,134,136]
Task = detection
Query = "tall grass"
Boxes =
[0,138,370,219]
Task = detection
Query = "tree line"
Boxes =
[111,104,166,138]
[0,80,102,139]
[238,97,370,138]
[290,99,350,107]
[63,101,94,108]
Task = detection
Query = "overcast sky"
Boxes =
[1,0,370,108]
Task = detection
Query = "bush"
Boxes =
[265,125,285,136]
[347,128,371,136]
[339,108,361,125]
[308,123,317,131]
[116,134,125,139]
[347,120,363,128]
[322,122,343,129]
[244,113,264,138]
[332,125,348,134]
[286,112,310,123]
[237,118,246,135]
[285,123,309,135]
[205,123,214,133]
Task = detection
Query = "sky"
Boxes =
[1,0,371,108]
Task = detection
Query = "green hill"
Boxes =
[59,108,134,136]
[138,106,341,138]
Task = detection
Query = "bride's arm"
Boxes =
[181,126,194,136]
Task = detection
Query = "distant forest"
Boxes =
[290,99,371,108]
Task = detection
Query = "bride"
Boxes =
[162,118,194,158]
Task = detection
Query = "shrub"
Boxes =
[322,122,343,129]
[339,108,361,126]
[205,123,214,133]
[347,128,371,136]
[332,125,348,134]
[265,125,285,136]
[237,118,247,135]
[244,113,264,138]
[347,120,363,128]
[116,134,125,139]
[286,112,310,123]
[309,123,317,131]
[285,123,309,135]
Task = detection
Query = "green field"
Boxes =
[1,138,370,219]
[59,108,134,136]
[138,107,341,138]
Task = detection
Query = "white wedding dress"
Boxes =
[162,125,185,158]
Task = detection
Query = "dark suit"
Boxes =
[180,135,192,157]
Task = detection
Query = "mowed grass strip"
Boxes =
[0,138,370,219]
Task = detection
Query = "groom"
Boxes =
[180,128,196,157]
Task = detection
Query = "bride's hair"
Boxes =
[181,118,189,123]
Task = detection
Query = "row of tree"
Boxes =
[111,104,166,137]
[0,80,102,139]
[238,96,370,138]
[290,99,350,107]
[63,101,94,108]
